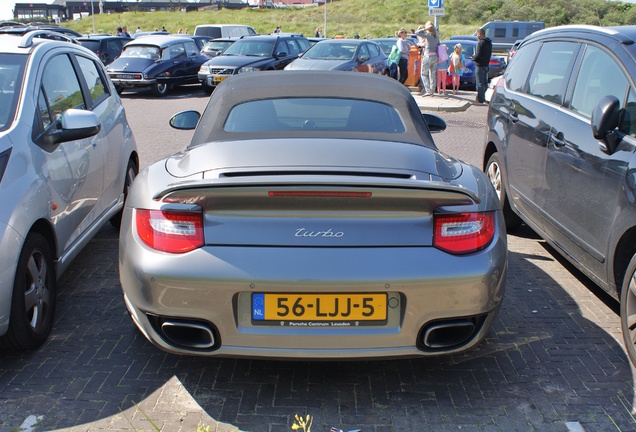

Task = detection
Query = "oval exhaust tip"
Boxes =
[422,321,476,349]
[161,321,215,349]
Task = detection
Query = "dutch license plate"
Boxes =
[118,74,135,79]
[214,75,228,83]
[252,293,387,322]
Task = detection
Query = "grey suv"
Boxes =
[482,25,636,365]
[0,31,138,350]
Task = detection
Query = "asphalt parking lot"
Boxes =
[0,86,635,432]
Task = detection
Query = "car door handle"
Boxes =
[509,111,519,123]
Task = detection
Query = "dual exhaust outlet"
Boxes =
[154,315,485,352]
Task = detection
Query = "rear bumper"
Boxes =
[119,213,508,359]
[110,77,157,88]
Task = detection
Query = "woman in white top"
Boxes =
[416,21,439,96]
[396,28,410,84]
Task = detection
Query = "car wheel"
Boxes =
[151,82,168,97]
[202,83,213,95]
[621,254,636,366]
[110,159,138,228]
[486,152,521,231]
[0,233,56,350]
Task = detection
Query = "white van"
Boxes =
[477,21,545,52]
[193,24,256,38]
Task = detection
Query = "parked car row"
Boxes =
[4,24,636,367]
[0,28,507,360]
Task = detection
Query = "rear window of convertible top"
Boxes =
[223,98,406,133]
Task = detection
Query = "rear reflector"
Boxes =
[433,212,496,254]
[135,209,204,253]
[268,191,372,198]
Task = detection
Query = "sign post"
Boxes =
[428,0,444,28]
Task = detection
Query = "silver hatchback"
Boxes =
[0,31,138,350]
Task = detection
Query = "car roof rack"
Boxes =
[19,30,77,48]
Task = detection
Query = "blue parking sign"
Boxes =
[428,0,443,6]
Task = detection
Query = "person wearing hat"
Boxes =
[449,43,465,95]
[415,21,440,96]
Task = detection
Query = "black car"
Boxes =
[171,34,212,51]
[198,34,310,94]
[77,34,132,65]
[106,35,209,96]
[482,25,636,365]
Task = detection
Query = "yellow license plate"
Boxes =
[252,293,387,321]
[214,75,228,83]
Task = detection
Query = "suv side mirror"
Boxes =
[275,51,289,58]
[591,95,620,154]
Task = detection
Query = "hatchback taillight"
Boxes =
[135,209,204,253]
[433,212,496,254]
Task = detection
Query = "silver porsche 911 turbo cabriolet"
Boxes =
[119,70,507,359]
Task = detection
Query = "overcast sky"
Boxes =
[1,2,16,21]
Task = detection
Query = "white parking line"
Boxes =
[566,422,586,432]
[19,415,43,432]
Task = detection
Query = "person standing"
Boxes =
[473,28,492,104]
[416,21,439,97]
[449,43,465,95]
[437,44,449,95]
[396,28,410,85]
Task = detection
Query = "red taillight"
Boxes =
[135,209,204,253]
[433,212,496,254]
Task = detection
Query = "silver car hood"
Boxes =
[165,138,462,181]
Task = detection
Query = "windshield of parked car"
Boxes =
[0,54,26,132]
[302,43,356,60]
[120,45,161,60]
[224,98,406,133]
[223,39,275,57]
